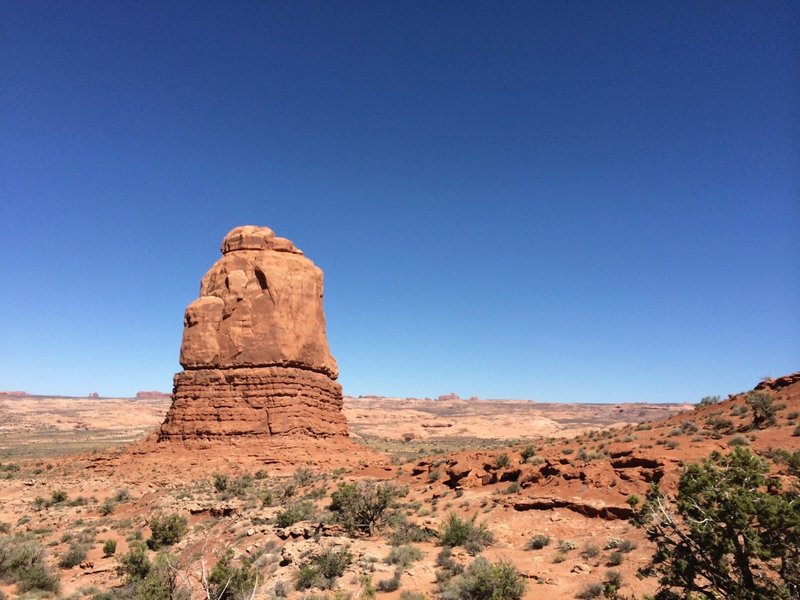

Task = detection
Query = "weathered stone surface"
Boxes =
[158,226,346,442]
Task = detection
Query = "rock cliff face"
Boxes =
[158,226,347,441]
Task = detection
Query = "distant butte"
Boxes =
[158,226,347,442]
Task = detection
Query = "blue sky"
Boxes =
[1,2,798,403]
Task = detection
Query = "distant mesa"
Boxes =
[135,391,171,399]
[88,392,100,399]
[0,391,27,397]
[158,225,347,441]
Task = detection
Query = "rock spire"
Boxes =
[158,226,347,440]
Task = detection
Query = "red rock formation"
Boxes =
[158,226,347,441]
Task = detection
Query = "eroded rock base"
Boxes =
[158,366,346,441]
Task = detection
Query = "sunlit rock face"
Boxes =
[158,226,347,441]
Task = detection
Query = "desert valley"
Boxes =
[0,227,797,600]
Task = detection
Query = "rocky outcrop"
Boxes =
[754,372,800,393]
[158,226,346,441]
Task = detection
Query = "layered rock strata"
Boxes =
[158,226,347,441]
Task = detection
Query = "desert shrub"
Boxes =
[680,421,698,434]
[117,541,151,582]
[147,513,187,550]
[439,514,493,553]
[103,539,117,557]
[212,473,229,492]
[293,467,316,487]
[0,536,60,593]
[114,489,131,502]
[745,391,777,429]
[526,534,550,550]
[428,469,441,483]
[17,563,61,594]
[705,416,734,433]
[616,538,636,553]
[605,569,623,588]
[51,490,68,504]
[728,434,749,447]
[520,445,535,461]
[275,500,314,528]
[794,426,800,437]
[330,480,397,535]
[125,552,187,600]
[377,569,402,592]
[580,543,600,560]
[295,565,319,591]
[559,539,578,552]
[552,552,567,563]
[59,542,88,568]
[576,583,603,599]
[494,453,511,469]
[436,547,464,578]
[696,396,720,409]
[400,592,426,600]
[607,551,624,566]
[442,556,526,600]
[390,519,431,545]
[208,549,258,600]
[665,439,679,450]
[386,545,423,568]
[296,546,352,590]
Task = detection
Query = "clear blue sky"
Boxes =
[2,2,798,403]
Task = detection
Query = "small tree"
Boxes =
[637,447,799,599]
[330,480,396,535]
[745,391,777,429]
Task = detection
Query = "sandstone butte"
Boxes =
[157,226,348,442]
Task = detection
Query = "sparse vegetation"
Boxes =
[637,447,799,599]
[439,513,493,554]
[147,513,188,549]
[0,536,60,594]
[526,534,550,550]
[745,391,778,429]
[330,480,397,535]
[441,556,526,600]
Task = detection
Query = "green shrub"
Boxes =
[439,514,493,554]
[59,542,88,568]
[296,546,352,590]
[728,434,749,447]
[442,557,526,600]
[696,396,720,409]
[17,563,61,594]
[494,454,511,469]
[275,500,314,528]
[558,539,577,552]
[520,445,535,461]
[208,549,258,600]
[330,480,396,535]
[0,536,60,593]
[103,539,117,557]
[117,541,151,582]
[377,569,402,592]
[386,545,423,568]
[213,473,229,492]
[580,543,600,560]
[525,534,550,550]
[147,513,187,550]
[389,519,431,545]
[576,582,603,599]
[745,391,777,429]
